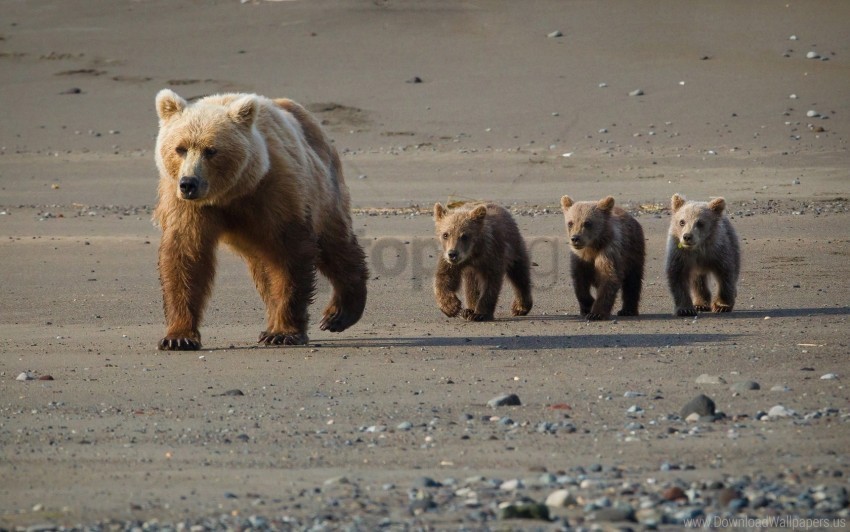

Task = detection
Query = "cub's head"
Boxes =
[155,89,268,205]
[433,203,487,265]
[560,195,615,251]
[669,193,726,249]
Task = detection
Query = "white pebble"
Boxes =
[789,35,798,41]
[629,89,644,97]
[806,51,820,59]
[820,373,839,380]
[806,110,820,118]
[767,405,795,418]
[789,94,797,99]
[16,371,34,381]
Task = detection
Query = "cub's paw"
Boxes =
[585,312,610,321]
[617,309,639,317]
[460,308,475,320]
[438,297,462,318]
[259,331,309,346]
[158,336,201,351]
[711,303,733,313]
[693,304,711,312]
[676,307,699,317]
[511,301,531,316]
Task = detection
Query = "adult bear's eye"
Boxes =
[203,147,218,158]
[442,232,449,240]
[679,219,686,227]
[567,221,574,228]
[175,146,187,156]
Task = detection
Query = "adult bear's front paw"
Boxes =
[259,331,309,346]
[158,335,201,351]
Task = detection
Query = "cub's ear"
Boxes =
[560,195,573,211]
[229,95,259,126]
[434,203,446,221]
[671,193,686,212]
[708,197,726,214]
[597,196,615,211]
[156,89,187,122]
[470,205,488,221]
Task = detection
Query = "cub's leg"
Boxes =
[712,267,737,313]
[460,269,480,320]
[157,224,219,350]
[571,257,596,316]
[506,253,533,316]
[468,264,503,322]
[667,255,697,316]
[692,273,712,311]
[317,231,368,333]
[618,266,642,317]
[434,261,463,318]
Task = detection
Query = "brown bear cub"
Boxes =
[560,195,645,320]
[433,203,533,321]
[666,194,740,316]
[154,90,368,350]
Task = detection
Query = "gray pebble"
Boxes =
[547,30,563,38]
[629,89,644,96]
[680,394,716,417]
[696,373,726,385]
[730,380,760,392]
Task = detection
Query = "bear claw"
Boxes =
[259,331,308,346]
[617,309,639,317]
[676,307,699,317]
[158,337,200,351]
[585,312,609,321]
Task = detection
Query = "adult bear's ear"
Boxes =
[156,89,187,122]
[229,95,258,126]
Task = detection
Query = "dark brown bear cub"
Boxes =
[666,193,740,316]
[433,203,532,321]
[560,195,645,320]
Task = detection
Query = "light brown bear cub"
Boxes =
[154,89,368,350]
[666,193,740,316]
[433,203,532,321]
[560,195,645,320]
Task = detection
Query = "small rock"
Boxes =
[220,389,244,396]
[629,89,644,97]
[767,405,795,418]
[771,385,791,392]
[499,478,522,491]
[406,76,423,84]
[38,375,55,381]
[806,51,820,59]
[681,394,716,418]
[663,486,688,502]
[592,504,636,523]
[412,476,441,488]
[545,489,576,507]
[16,372,34,381]
[396,421,413,431]
[696,373,726,385]
[547,30,563,38]
[488,393,521,407]
[623,391,644,398]
[730,380,760,392]
[717,487,741,508]
[807,110,820,118]
[498,502,550,521]
[685,412,701,423]
[820,373,838,380]
[60,87,82,94]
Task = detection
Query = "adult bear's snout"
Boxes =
[179,176,201,199]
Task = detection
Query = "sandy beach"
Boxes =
[2,1,849,529]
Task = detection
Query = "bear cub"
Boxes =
[560,195,645,320]
[153,90,368,350]
[666,193,740,315]
[433,203,532,321]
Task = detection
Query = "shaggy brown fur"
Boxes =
[560,195,645,320]
[433,203,532,321]
[154,90,367,350]
[666,194,740,316]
